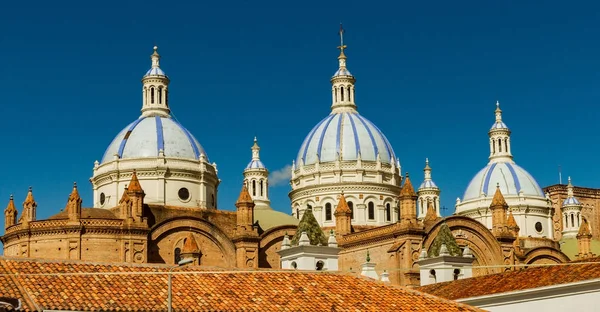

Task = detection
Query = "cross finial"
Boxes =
[337,23,347,56]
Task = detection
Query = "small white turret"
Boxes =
[141,46,171,118]
[418,158,441,219]
[243,137,270,208]
[561,176,583,239]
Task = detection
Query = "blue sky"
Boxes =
[1,0,600,227]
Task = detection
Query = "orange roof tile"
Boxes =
[127,170,144,193]
[0,257,482,311]
[334,193,351,214]
[490,184,508,207]
[419,257,600,300]
[236,184,253,204]
[400,173,416,196]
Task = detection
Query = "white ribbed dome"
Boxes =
[462,161,544,201]
[296,111,396,166]
[102,116,206,163]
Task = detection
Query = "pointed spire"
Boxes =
[331,25,357,113]
[337,23,348,67]
[23,186,35,206]
[251,137,260,161]
[423,200,438,225]
[182,232,200,254]
[291,208,328,246]
[578,217,592,237]
[491,183,508,207]
[236,183,253,204]
[507,210,518,228]
[334,192,351,214]
[428,223,462,257]
[495,100,502,122]
[68,182,81,202]
[5,195,16,213]
[567,176,574,197]
[151,46,161,68]
[400,172,416,196]
[127,170,144,193]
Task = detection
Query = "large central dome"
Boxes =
[296,111,395,166]
[101,116,206,163]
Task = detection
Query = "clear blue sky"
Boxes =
[1,0,599,227]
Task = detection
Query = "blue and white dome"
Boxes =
[296,112,396,166]
[463,161,544,201]
[563,196,581,206]
[102,116,206,163]
[419,180,438,189]
[145,67,167,77]
[246,159,266,169]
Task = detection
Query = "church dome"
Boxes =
[101,116,206,163]
[462,161,544,201]
[296,111,396,166]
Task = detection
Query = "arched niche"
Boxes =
[149,217,236,267]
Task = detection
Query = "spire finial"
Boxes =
[495,101,502,122]
[337,23,347,58]
[251,137,260,160]
[151,46,160,68]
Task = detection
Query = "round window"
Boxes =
[535,222,543,233]
[178,188,190,201]
[100,193,106,205]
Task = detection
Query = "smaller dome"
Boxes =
[144,67,167,77]
[463,161,544,201]
[333,68,352,77]
[246,159,266,170]
[563,196,581,206]
[419,180,438,189]
[490,121,508,130]
[102,116,206,163]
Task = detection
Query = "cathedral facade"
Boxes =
[1,32,592,286]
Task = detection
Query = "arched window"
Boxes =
[325,203,332,221]
[386,203,391,221]
[165,89,169,106]
[260,180,264,196]
[296,209,299,219]
[316,260,325,271]
[368,202,375,220]
[158,87,163,104]
[348,201,354,219]
[498,139,502,152]
[252,180,256,196]
[211,194,215,208]
[174,247,181,264]
[334,87,338,102]
[565,214,568,227]
[504,138,508,152]
[571,214,575,228]
[340,86,344,101]
[420,199,424,214]
[429,269,436,284]
[150,87,155,104]
[492,140,496,153]
[453,269,461,280]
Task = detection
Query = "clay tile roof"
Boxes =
[400,173,416,196]
[334,193,351,214]
[182,233,200,253]
[0,257,483,311]
[578,217,592,237]
[236,184,253,204]
[507,210,518,228]
[23,187,35,206]
[5,195,16,213]
[419,257,600,301]
[490,184,508,207]
[127,170,144,193]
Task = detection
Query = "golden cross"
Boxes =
[337,23,347,53]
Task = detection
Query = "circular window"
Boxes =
[178,188,190,201]
[535,222,543,233]
[99,193,106,205]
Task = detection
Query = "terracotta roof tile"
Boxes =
[419,257,600,300]
[0,257,482,311]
